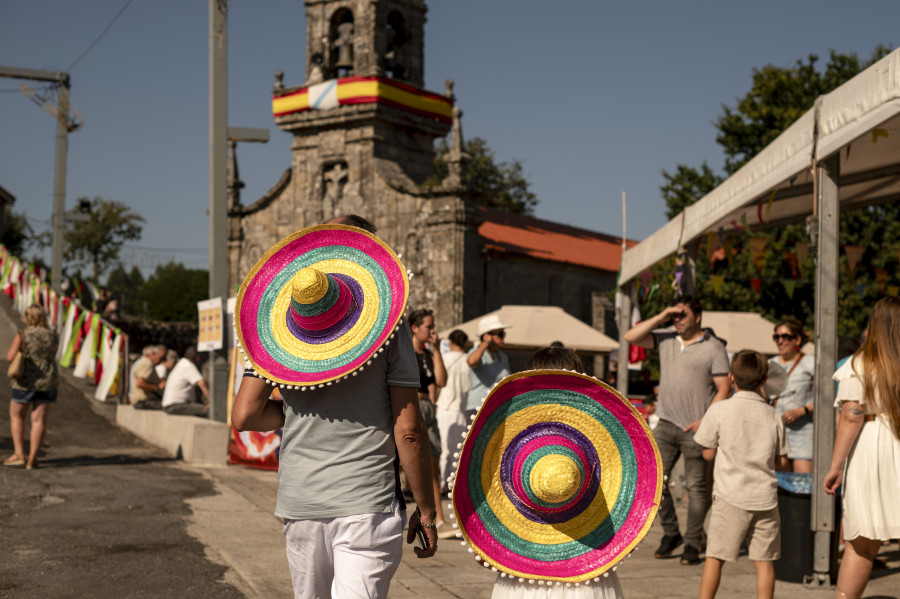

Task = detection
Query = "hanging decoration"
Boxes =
[844,245,865,279]
[874,268,888,295]
[750,278,762,294]
[782,280,797,299]
[710,275,725,296]
[749,238,768,272]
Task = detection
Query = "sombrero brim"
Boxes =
[451,370,662,583]
[234,224,409,387]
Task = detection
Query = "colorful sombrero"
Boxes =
[234,224,409,387]
[451,370,662,584]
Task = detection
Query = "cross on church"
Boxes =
[323,163,349,221]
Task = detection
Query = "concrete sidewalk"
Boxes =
[186,461,900,599]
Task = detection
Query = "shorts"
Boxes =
[705,496,780,562]
[418,398,441,458]
[11,388,57,404]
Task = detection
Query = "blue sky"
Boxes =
[1,0,896,279]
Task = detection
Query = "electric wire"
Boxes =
[66,0,138,72]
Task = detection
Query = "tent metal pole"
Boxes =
[616,282,631,397]
[810,153,840,586]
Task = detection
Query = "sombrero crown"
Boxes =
[234,224,410,387]
[450,370,662,584]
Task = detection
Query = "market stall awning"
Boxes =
[439,305,619,353]
[620,48,900,284]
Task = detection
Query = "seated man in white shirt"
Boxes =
[161,347,210,417]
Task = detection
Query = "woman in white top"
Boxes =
[825,296,900,599]
[435,329,470,491]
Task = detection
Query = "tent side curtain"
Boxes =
[618,48,900,286]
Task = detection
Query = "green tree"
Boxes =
[64,197,144,281]
[138,262,209,322]
[649,46,895,340]
[1,209,35,257]
[105,263,145,316]
[432,137,538,214]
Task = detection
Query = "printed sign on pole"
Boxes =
[197,297,224,351]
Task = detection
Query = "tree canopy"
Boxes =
[105,263,146,317]
[137,262,209,322]
[432,137,538,215]
[646,46,896,341]
[1,210,35,258]
[64,197,144,281]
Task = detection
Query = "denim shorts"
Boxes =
[11,388,58,404]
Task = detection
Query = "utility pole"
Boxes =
[208,0,229,423]
[0,66,76,292]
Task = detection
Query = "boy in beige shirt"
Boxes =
[694,350,790,599]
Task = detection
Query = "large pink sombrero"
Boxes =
[234,224,409,388]
[451,370,662,584]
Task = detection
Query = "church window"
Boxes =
[384,11,406,80]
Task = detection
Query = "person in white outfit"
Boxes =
[436,329,470,491]
[825,296,900,599]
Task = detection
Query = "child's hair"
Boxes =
[525,347,584,371]
[730,350,768,391]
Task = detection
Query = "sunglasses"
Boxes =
[489,330,506,339]
[772,333,797,342]
[672,312,688,320]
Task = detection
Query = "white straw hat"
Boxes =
[478,314,512,336]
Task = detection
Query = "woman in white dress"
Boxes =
[824,296,900,599]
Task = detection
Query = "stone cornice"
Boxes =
[230,168,292,217]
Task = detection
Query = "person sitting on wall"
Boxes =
[161,347,210,417]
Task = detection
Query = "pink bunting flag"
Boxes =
[640,270,652,287]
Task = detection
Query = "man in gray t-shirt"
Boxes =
[625,295,730,565]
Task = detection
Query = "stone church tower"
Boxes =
[228,0,480,326]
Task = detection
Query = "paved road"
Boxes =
[1,294,898,598]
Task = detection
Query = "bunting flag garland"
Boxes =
[750,278,762,294]
[57,303,78,362]
[786,253,800,279]
[782,280,797,299]
[796,243,809,265]
[710,275,725,295]
[874,268,888,295]
[887,285,900,297]
[844,245,865,279]
[94,330,122,401]
[749,238,768,272]
[854,284,866,297]
[60,310,86,368]
[640,270,652,288]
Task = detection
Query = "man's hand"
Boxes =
[407,508,437,558]
[683,420,701,433]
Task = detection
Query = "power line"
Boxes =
[66,0,138,72]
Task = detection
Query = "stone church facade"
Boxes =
[227,0,625,332]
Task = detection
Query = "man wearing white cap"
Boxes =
[464,315,512,416]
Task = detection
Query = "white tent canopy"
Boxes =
[439,305,619,353]
[620,49,900,284]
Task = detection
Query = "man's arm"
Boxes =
[196,379,210,404]
[390,384,438,558]
[232,375,286,432]
[711,375,731,404]
[702,448,717,462]
[466,336,491,368]
[136,376,164,394]
[623,306,680,349]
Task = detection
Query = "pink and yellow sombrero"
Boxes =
[234,224,409,388]
[451,370,662,584]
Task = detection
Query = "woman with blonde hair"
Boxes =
[4,304,59,469]
[825,296,900,599]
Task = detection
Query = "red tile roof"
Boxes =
[477,207,638,273]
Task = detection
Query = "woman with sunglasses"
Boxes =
[768,318,814,473]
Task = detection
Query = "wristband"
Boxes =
[415,507,437,528]
[803,405,810,415]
